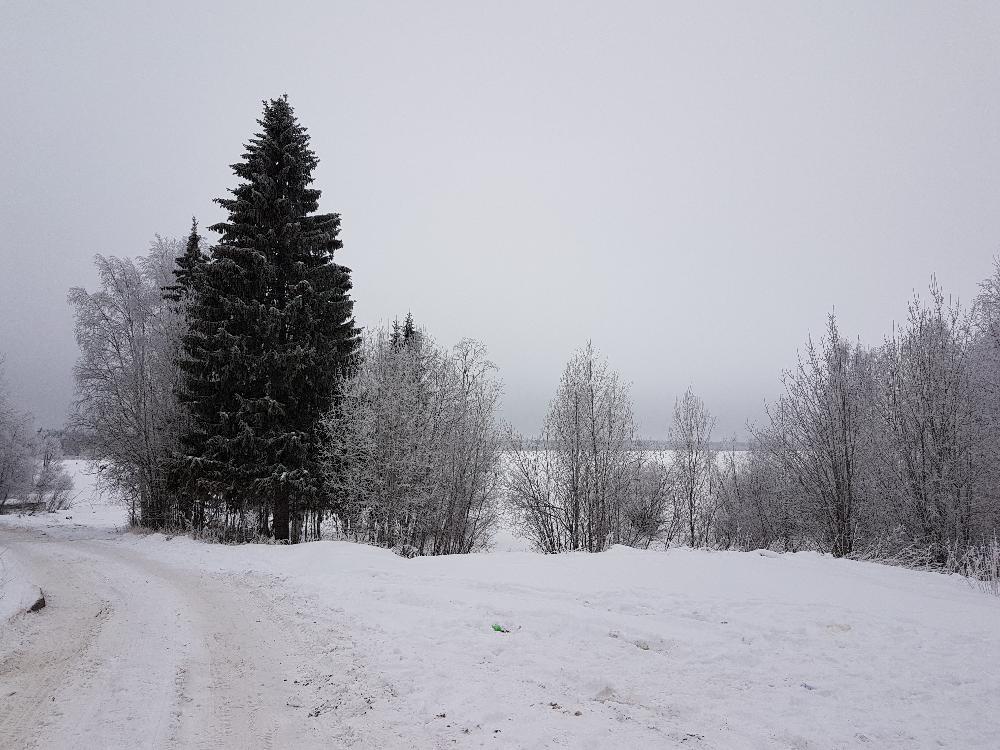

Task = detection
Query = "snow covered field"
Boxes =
[1,462,999,748]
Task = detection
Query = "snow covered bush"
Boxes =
[712,442,802,552]
[323,321,503,554]
[32,433,74,511]
[957,536,1000,597]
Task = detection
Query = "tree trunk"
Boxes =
[273,487,290,542]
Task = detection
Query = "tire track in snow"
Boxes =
[0,546,111,748]
[0,526,357,749]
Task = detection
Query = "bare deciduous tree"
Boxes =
[716,277,1000,573]
[67,238,184,528]
[669,387,716,548]
[31,432,74,511]
[0,359,73,513]
[0,359,37,512]
[873,282,985,561]
[752,315,872,557]
[713,440,801,551]
[506,343,671,552]
[324,325,503,554]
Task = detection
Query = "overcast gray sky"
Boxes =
[2,1,999,438]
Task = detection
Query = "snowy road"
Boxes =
[0,524,357,750]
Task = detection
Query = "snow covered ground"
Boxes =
[0,548,38,624]
[1,462,999,748]
[1,461,102,624]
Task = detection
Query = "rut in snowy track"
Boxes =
[0,526,365,750]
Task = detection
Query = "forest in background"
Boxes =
[0,96,997,593]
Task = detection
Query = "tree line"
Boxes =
[63,96,505,551]
[0,359,74,514]
[506,275,1000,583]
[730,279,1000,571]
[43,94,1000,576]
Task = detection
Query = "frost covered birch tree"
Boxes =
[716,278,1000,567]
[324,324,503,554]
[68,239,184,527]
[30,432,74,511]
[0,359,37,511]
[506,343,671,552]
[751,316,873,557]
[872,282,986,561]
[713,440,799,551]
[669,387,716,547]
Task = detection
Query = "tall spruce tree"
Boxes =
[391,317,403,347]
[163,218,206,528]
[179,96,359,541]
[402,311,416,343]
[163,218,205,303]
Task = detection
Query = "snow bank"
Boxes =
[122,535,1000,748]
[0,549,40,623]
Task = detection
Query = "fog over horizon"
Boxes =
[2,1,999,438]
